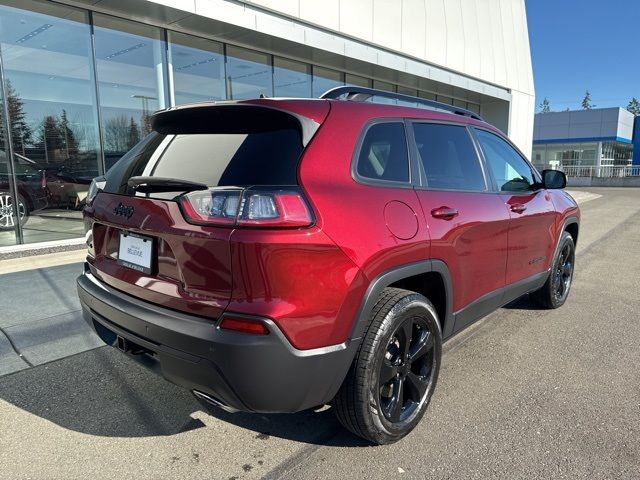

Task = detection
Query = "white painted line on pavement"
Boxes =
[565,190,602,205]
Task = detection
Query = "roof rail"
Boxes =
[319,86,483,121]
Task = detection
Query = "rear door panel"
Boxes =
[415,191,510,313]
[408,121,510,319]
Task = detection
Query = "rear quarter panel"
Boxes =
[299,102,431,331]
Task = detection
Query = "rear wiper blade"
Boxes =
[127,176,208,193]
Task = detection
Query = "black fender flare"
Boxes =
[348,259,455,343]
[554,216,579,260]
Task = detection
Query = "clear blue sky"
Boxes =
[526,0,639,111]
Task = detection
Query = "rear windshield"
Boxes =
[104,128,303,197]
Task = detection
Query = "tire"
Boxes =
[531,231,575,309]
[0,192,28,232]
[333,287,442,445]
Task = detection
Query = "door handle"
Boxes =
[510,203,527,214]
[431,206,459,220]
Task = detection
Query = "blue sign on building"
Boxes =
[633,117,640,166]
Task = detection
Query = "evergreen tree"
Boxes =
[581,91,595,110]
[38,115,64,160]
[538,97,551,113]
[4,81,32,154]
[127,117,140,149]
[627,97,640,116]
[59,109,78,158]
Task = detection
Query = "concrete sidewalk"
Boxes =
[0,262,102,376]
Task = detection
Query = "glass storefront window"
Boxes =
[371,80,397,104]
[345,74,372,88]
[602,141,632,165]
[168,31,225,105]
[0,68,21,245]
[531,146,546,169]
[373,80,394,92]
[418,91,437,101]
[537,142,598,168]
[93,14,167,170]
[397,85,417,96]
[226,46,272,99]
[0,0,100,246]
[312,66,343,97]
[467,103,481,115]
[274,57,311,98]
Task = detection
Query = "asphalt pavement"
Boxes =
[0,188,639,479]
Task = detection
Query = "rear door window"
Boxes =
[355,122,409,183]
[412,123,486,191]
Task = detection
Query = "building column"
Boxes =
[596,141,603,177]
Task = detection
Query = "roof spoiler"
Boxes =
[151,103,321,147]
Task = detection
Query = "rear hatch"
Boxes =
[85,100,329,318]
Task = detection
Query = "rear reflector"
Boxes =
[180,187,313,228]
[219,317,270,335]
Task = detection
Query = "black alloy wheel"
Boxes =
[334,287,442,445]
[553,240,574,304]
[531,231,575,309]
[379,315,435,423]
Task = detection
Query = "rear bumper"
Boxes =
[77,265,357,413]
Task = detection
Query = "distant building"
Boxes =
[532,108,634,173]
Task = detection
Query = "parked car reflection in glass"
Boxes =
[0,152,48,231]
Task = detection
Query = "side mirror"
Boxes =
[541,169,566,189]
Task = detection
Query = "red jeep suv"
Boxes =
[77,87,579,444]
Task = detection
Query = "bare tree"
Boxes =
[104,115,131,153]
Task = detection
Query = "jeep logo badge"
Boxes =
[113,202,134,219]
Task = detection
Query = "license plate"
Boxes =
[117,231,153,274]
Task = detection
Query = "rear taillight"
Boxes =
[180,187,313,228]
[180,188,242,226]
[86,176,106,206]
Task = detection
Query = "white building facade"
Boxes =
[0,0,534,247]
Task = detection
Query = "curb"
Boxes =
[0,238,86,261]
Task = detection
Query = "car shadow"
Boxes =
[0,346,369,447]
[501,294,541,311]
